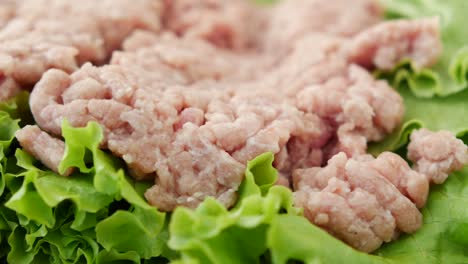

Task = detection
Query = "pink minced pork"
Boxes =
[14,0,466,253]
[0,0,163,95]
[263,0,383,52]
[162,0,267,50]
[27,15,440,212]
[408,128,468,184]
[0,0,15,28]
[15,125,73,176]
[293,130,467,252]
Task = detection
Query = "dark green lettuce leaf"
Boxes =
[0,108,21,260]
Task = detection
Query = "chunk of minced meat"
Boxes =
[293,152,428,252]
[28,17,440,211]
[294,139,468,253]
[408,128,468,184]
[294,187,383,252]
[346,17,441,70]
[0,34,80,86]
[296,64,404,158]
[15,125,72,176]
[370,152,429,208]
[30,63,326,211]
[162,0,267,50]
[0,0,163,95]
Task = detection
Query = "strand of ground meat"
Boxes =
[293,129,468,252]
[23,17,440,212]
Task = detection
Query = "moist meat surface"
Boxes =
[264,0,383,52]
[28,16,440,211]
[0,0,163,93]
[408,128,468,184]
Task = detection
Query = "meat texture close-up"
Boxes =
[0,0,164,100]
[5,0,468,253]
[293,129,468,252]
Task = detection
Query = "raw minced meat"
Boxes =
[7,0,467,253]
[115,32,273,83]
[264,0,383,52]
[0,0,15,28]
[28,17,440,211]
[0,0,163,92]
[293,129,467,252]
[15,125,73,176]
[294,152,421,252]
[162,0,267,50]
[408,128,468,184]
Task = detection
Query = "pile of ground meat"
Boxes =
[3,0,467,253]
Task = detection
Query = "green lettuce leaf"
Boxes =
[1,118,167,263]
[0,108,21,259]
[268,215,390,264]
[380,0,468,97]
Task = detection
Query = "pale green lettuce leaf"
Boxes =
[268,215,390,264]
